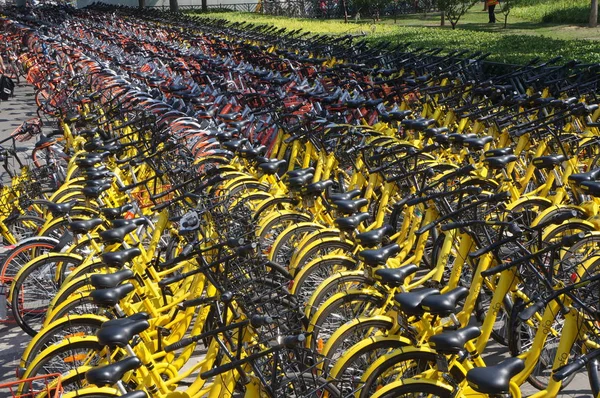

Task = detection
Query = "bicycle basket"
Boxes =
[0,374,63,398]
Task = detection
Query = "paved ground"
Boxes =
[0,84,595,396]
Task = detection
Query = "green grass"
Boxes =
[191,11,600,64]
[512,0,593,24]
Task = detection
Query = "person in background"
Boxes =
[487,0,498,23]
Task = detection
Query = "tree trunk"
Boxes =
[504,13,508,28]
[169,0,178,12]
[138,0,145,8]
[590,0,598,27]
[441,10,445,26]
[202,0,207,12]
[342,0,348,22]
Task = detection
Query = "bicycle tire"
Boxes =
[269,222,323,266]
[308,290,386,351]
[0,236,57,284]
[370,379,453,398]
[305,270,371,319]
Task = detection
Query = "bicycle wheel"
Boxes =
[371,379,453,398]
[291,238,354,274]
[359,349,442,398]
[305,270,371,319]
[291,254,356,308]
[329,336,412,397]
[257,211,311,254]
[322,315,395,373]
[45,293,104,326]
[269,222,323,266]
[21,314,108,372]
[4,215,45,243]
[10,254,83,336]
[308,290,385,352]
[20,338,105,396]
[0,237,57,285]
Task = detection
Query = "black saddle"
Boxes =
[91,269,134,289]
[303,180,333,196]
[288,173,313,190]
[484,147,513,158]
[99,224,137,244]
[423,127,448,138]
[90,283,135,307]
[332,198,368,215]
[239,145,266,159]
[287,167,315,179]
[101,312,149,328]
[82,184,112,199]
[334,212,370,232]
[111,218,148,228]
[569,168,600,184]
[69,218,103,235]
[374,264,419,287]
[448,133,477,145]
[328,189,361,202]
[355,224,394,247]
[429,325,481,354]
[463,136,494,150]
[580,181,600,197]
[258,159,287,175]
[101,248,142,267]
[97,318,150,348]
[394,287,439,316]
[420,286,469,316]
[358,243,401,266]
[86,356,142,387]
[100,203,134,220]
[222,138,247,152]
[467,357,525,394]
[484,154,517,170]
[532,154,566,170]
[47,200,77,217]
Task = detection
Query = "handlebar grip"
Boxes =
[518,300,545,321]
[164,337,194,352]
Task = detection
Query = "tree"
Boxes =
[351,0,392,21]
[138,0,145,8]
[590,0,598,27]
[437,0,478,29]
[202,0,207,12]
[170,0,178,12]
[499,0,519,28]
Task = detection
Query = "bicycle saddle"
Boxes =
[85,177,114,186]
[303,180,333,196]
[85,170,113,180]
[332,198,368,215]
[374,263,419,287]
[258,159,287,175]
[334,212,370,232]
[358,243,401,266]
[448,133,477,145]
[429,325,481,354]
[238,145,266,159]
[99,224,137,244]
[219,113,241,122]
[90,283,134,307]
[402,118,436,131]
[82,183,112,199]
[97,318,150,348]
[532,154,566,170]
[355,224,394,248]
[47,200,77,217]
[288,174,313,190]
[91,268,134,289]
[484,154,518,170]
[383,110,412,122]
[484,147,513,157]
[568,168,600,184]
[102,313,149,329]
[228,120,250,132]
[35,134,56,148]
[100,203,134,220]
[421,286,469,316]
[365,98,384,109]
[463,136,494,150]
[86,356,142,387]
[216,131,234,142]
[101,248,142,267]
[580,181,600,197]
[466,357,525,394]
[222,138,247,152]
[423,127,448,138]
[68,218,103,235]
[329,189,361,202]
[111,217,148,228]
[76,156,103,168]
[287,167,315,178]
[394,287,439,316]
